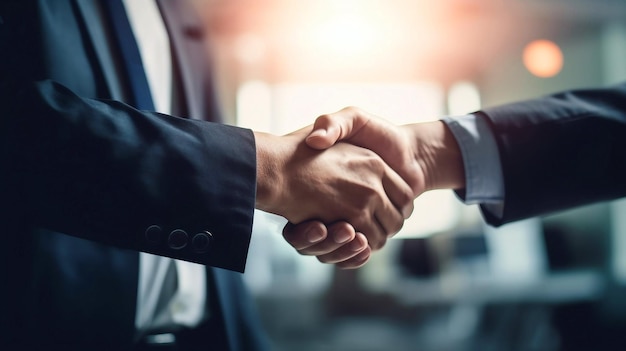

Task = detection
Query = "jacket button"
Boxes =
[192,231,213,253]
[145,225,162,243]
[168,229,188,249]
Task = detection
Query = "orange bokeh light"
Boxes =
[523,39,564,78]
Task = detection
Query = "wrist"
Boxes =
[410,121,465,192]
[254,132,283,213]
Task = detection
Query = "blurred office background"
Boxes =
[192,0,626,350]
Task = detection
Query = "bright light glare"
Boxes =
[236,80,272,132]
[270,81,445,134]
[312,14,378,56]
[234,34,266,65]
[523,39,564,78]
[447,81,481,115]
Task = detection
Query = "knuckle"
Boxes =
[368,155,386,174]
[347,206,368,222]
[404,201,415,219]
[390,220,404,236]
[357,182,380,202]
[316,111,331,119]
[343,106,360,114]
[370,236,387,251]
[401,188,414,207]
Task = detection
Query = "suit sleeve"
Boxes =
[0,80,256,272]
[476,82,626,226]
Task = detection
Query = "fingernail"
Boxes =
[306,226,325,243]
[333,229,352,244]
[310,129,326,137]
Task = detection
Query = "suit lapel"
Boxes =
[156,0,223,122]
[73,0,127,102]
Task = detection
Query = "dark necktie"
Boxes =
[102,0,155,110]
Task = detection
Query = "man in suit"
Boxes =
[0,0,413,349]
[284,83,626,257]
[284,84,626,263]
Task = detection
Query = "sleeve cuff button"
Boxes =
[192,231,213,253]
[168,229,189,249]
[145,225,162,244]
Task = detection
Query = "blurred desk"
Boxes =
[391,269,605,306]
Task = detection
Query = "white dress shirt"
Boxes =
[442,114,505,217]
[122,0,206,332]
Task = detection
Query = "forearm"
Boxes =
[2,80,256,271]
[403,121,465,192]
[480,83,626,224]
[254,131,288,216]
[254,125,411,246]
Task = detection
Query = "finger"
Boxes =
[374,205,405,241]
[351,210,388,250]
[307,109,423,194]
[381,164,415,219]
[373,175,408,240]
[371,216,390,249]
[295,222,356,256]
[282,221,328,251]
[306,107,370,150]
[317,233,369,264]
[335,242,372,269]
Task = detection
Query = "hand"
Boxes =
[282,221,371,269]
[254,125,414,250]
[305,106,465,193]
[282,107,465,267]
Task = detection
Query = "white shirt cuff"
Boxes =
[442,114,505,207]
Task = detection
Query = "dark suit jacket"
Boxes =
[0,1,269,349]
[476,83,626,226]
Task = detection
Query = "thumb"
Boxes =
[305,117,340,149]
[305,107,368,150]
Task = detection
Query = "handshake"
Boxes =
[254,106,466,269]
